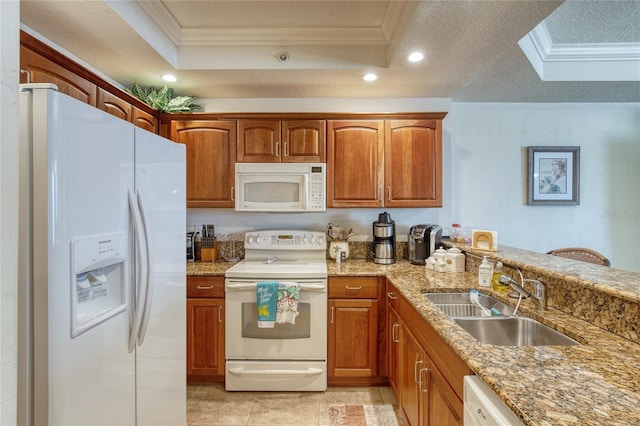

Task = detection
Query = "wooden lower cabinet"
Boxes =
[387,302,401,393]
[187,276,225,383]
[387,282,469,425]
[327,277,387,385]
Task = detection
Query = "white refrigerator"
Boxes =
[17,84,186,426]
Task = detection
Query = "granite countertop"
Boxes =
[187,259,640,426]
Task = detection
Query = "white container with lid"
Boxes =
[433,246,447,261]
[444,247,465,273]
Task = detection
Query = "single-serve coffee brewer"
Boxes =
[373,212,396,264]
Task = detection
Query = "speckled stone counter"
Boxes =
[187,256,640,426]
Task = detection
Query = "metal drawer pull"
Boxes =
[414,360,424,384]
[345,285,363,290]
[218,306,223,323]
[392,323,400,343]
[419,367,430,393]
[196,285,214,290]
[387,292,399,300]
[388,186,391,201]
[331,306,335,324]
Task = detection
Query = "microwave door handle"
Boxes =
[303,174,308,209]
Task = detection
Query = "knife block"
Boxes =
[201,237,217,262]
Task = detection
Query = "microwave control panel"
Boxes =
[309,167,325,211]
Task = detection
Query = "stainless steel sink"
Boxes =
[453,317,579,346]
[423,292,515,317]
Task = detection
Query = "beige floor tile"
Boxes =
[319,387,384,405]
[247,399,318,425]
[186,385,401,426]
[379,386,398,405]
[188,399,254,425]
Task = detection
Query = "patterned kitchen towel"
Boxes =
[256,281,278,328]
[276,282,300,325]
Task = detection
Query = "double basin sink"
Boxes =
[424,292,579,346]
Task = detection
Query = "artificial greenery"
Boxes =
[126,82,200,113]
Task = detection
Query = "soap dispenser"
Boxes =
[478,256,493,287]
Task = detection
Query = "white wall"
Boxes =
[191,99,640,272]
[451,103,640,272]
[1,0,19,423]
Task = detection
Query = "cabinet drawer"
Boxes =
[187,276,224,298]
[329,277,378,298]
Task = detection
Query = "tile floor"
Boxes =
[187,384,405,426]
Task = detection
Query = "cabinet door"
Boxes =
[399,325,429,426]
[327,120,384,207]
[237,120,281,162]
[97,87,132,121]
[20,45,97,106]
[186,298,225,380]
[170,120,236,208]
[385,120,442,207]
[428,365,464,426]
[282,120,326,162]
[328,299,378,378]
[132,106,159,133]
[388,303,401,394]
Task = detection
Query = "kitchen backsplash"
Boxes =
[214,240,408,262]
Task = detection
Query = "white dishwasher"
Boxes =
[464,376,523,426]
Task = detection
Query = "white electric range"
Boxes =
[224,230,328,391]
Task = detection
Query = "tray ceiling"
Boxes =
[20,0,640,102]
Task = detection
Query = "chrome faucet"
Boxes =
[498,275,547,310]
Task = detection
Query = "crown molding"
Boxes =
[519,22,640,81]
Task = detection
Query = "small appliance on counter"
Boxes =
[408,224,442,265]
[373,212,396,264]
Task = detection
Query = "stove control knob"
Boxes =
[310,235,316,244]
[247,235,254,245]
[255,234,262,243]
[302,236,308,244]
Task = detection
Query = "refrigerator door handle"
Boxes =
[136,188,154,345]
[128,187,148,353]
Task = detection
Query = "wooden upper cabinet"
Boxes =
[237,120,326,163]
[132,106,159,133]
[385,120,442,208]
[20,45,97,106]
[170,120,236,208]
[97,87,132,121]
[237,120,281,162]
[327,120,384,208]
[282,120,326,162]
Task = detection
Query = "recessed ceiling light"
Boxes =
[408,52,424,62]
[363,73,378,82]
[161,74,177,82]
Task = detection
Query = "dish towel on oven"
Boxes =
[276,282,300,325]
[257,281,278,328]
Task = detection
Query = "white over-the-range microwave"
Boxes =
[235,163,326,212]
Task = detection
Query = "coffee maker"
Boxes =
[373,212,396,264]
[408,224,442,265]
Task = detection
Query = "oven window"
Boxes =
[244,181,299,203]
[241,302,311,339]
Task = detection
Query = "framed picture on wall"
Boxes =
[527,146,580,205]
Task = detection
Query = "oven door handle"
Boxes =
[225,282,326,291]
[228,367,324,376]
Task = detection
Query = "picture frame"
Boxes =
[527,146,580,205]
